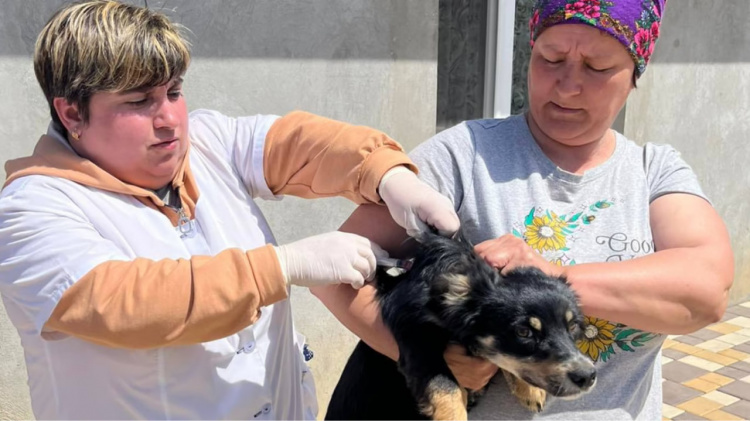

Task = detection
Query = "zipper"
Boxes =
[164,186,195,238]
[173,206,196,238]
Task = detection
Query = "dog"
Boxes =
[325,232,596,420]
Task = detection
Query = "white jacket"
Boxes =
[0,109,413,420]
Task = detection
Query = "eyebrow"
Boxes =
[539,43,565,54]
[540,46,613,62]
[122,86,151,94]
[122,77,184,94]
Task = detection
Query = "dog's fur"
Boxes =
[326,232,596,420]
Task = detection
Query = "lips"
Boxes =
[550,102,583,113]
[152,138,178,148]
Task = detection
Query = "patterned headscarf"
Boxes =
[529,0,666,77]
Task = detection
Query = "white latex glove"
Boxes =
[378,166,460,238]
[274,232,387,289]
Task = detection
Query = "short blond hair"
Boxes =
[34,0,191,132]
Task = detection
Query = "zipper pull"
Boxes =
[176,207,196,238]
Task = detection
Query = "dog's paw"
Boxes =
[501,370,547,413]
[518,385,547,413]
[421,375,469,420]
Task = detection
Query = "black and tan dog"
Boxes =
[326,232,596,420]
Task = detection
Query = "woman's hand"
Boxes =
[474,234,563,276]
[378,167,460,238]
[275,232,387,289]
[444,344,498,391]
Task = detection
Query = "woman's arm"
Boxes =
[263,112,460,236]
[477,193,733,334]
[263,111,415,204]
[0,183,289,349]
[564,193,733,334]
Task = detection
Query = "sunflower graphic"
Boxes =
[577,316,616,361]
[524,212,567,252]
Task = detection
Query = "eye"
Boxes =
[544,58,563,65]
[516,326,532,338]
[127,97,149,107]
[167,89,183,100]
[586,63,611,73]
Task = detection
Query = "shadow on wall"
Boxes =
[0,0,437,61]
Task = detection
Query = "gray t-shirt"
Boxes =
[409,115,707,420]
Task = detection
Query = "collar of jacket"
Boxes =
[4,128,200,223]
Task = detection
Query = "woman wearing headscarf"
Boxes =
[316,0,734,419]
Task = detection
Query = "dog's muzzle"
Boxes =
[544,356,597,398]
[564,360,597,391]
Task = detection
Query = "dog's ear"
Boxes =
[413,227,470,246]
[439,273,472,306]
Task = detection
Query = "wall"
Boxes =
[623,0,750,305]
[0,1,439,418]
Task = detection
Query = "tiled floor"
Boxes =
[662,301,750,420]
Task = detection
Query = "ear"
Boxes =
[52,97,84,135]
[440,273,471,306]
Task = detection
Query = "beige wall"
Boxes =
[623,0,750,305]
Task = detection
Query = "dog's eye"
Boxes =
[568,322,578,333]
[516,327,532,338]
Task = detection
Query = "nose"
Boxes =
[557,63,583,97]
[154,100,179,130]
[567,366,596,389]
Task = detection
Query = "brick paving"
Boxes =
[662,302,750,421]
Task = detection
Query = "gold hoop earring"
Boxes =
[70,131,80,141]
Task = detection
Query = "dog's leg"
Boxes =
[394,326,467,421]
[420,373,468,421]
[501,369,547,412]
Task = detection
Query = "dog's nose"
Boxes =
[568,367,596,389]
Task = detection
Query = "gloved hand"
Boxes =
[274,232,387,289]
[378,166,460,238]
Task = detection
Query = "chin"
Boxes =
[132,178,171,190]
[153,157,185,181]
[539,123,592,146]
[138,168,180,190]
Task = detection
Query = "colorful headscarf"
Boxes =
[529,0,666,77]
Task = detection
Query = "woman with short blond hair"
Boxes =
[0,1,459,419]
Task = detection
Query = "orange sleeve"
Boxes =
[44,245,287,349]
[263,111,418,204]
